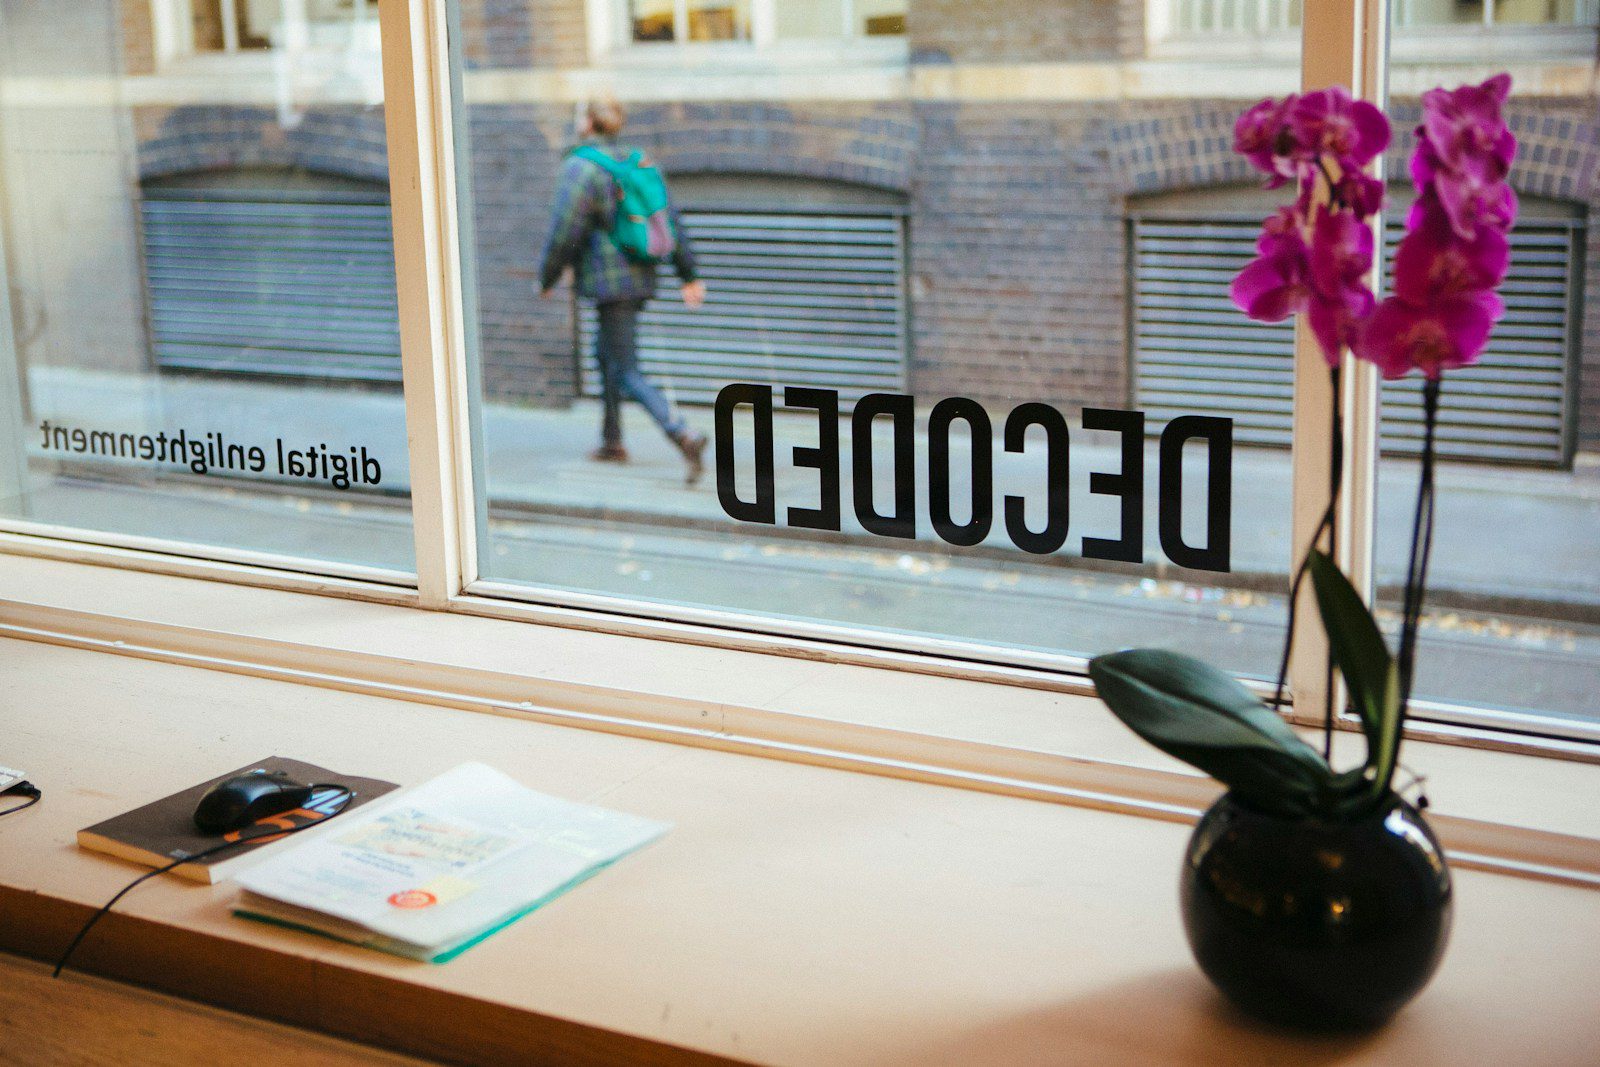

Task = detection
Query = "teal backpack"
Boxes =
[571,145,677,265]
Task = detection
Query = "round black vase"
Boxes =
[1180,790,1453,1031]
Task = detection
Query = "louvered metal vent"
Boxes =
[142,188,402,381]
[1131,214,1580,466]
[579,209,906,407]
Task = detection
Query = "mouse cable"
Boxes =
[52,784,354,980]
[0,781,41,817]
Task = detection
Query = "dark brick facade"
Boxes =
[908,0,1144,63]
[106,0,1600,455]
[132,106,389,183]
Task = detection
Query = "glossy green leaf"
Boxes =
[1307,550,1393,759]
[1367,659,1403,805]
[1089,649,1332,818]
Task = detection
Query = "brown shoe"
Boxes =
[590,443,630,463]
[675,430,707,485]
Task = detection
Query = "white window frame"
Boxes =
[2,0,1597,766]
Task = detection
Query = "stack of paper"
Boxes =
[233,762,669,962]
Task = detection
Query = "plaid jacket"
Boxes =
[537,138,698,305]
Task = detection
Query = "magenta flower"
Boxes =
[1308,207,1373,292]
[1231,228,1311,323]
[1289,87,1390,169]
[1394,193,1510,301]
[1357,290,1504,380]
[1309,283,1376,366]
[1235,95,1301,187]
[1333,170,1385,219]
[1420,73,1515,176]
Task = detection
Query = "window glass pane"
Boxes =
[687,0,751,41]
[447,1,1298,679]
[1495,0,1597,25]
[857,0,907,36]
[1376,12,1599,728]
[1395,0,1483,26]
[631,0,677,41]
[0,1,413,574]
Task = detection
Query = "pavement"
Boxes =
[8,366,1599,726]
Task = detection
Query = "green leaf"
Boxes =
[1307,550,1393,758]
[1367,659,1403,804]
[1089,649,1331,818]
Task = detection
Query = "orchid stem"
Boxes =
[1273,364,1343,766]
[1395,378,1442,750]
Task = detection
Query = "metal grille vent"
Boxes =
[1131,214,1580,466]
[142,189,402,381]
[579,209,907,407]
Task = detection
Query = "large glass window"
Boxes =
[0,1,412,574]
[447,0,1299,681]
[1373,8,1600,729]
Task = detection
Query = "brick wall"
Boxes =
[458,0,539,69]
[908,0,1144,63]
[132,106,389,183]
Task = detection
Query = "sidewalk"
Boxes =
[21,366,1600,614]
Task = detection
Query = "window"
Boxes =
[157,0,380,56]
[1166,0,1599,32]
[449,3,1296,685]
[1,0,1595,749]
[0,0,412,576]
[618,0,905,46]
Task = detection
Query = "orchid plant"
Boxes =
[1090,77,1519,821]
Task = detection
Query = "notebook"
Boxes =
[232,762,670,962]
[76,757,399,884]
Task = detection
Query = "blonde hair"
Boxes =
[586,97,627,137]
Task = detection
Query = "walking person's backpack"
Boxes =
[571,145,678,264]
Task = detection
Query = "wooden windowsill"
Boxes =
[3,620,1600,1063]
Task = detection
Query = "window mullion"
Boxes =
[378,0,477,606]
[1288,0,1387,715]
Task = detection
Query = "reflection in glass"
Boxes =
[0,1,412,572]
[632,0,677,41]
[688,0,752,41]
[447,0,1303,684]
[1372,4,1600,729]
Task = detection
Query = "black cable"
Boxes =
[52,784,354,979]
[0,781,41,817]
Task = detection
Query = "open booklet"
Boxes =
[232,762,669,962]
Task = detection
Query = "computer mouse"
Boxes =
[193,770,316,834]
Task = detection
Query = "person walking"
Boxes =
[539,98,708,484]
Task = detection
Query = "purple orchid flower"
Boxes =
[1288,87,1390,170]
[1419,73,1515,176]
[1231,226,1311,323]
[1357,289,1504,380]
[1304,207,1376,364]
[1394,192,1510,301]
[1235,95,1302,188]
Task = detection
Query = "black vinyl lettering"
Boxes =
[852,392,916,539]
[1082,407,1144,564]
[785,387,841,532]
[1158,416,1233,572]
[715,383,776,525]
[1002,402,1070,555]
[928,396,993,547]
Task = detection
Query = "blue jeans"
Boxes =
[595,298,684,447]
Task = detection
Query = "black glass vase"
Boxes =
[1180,790,1453,1031]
